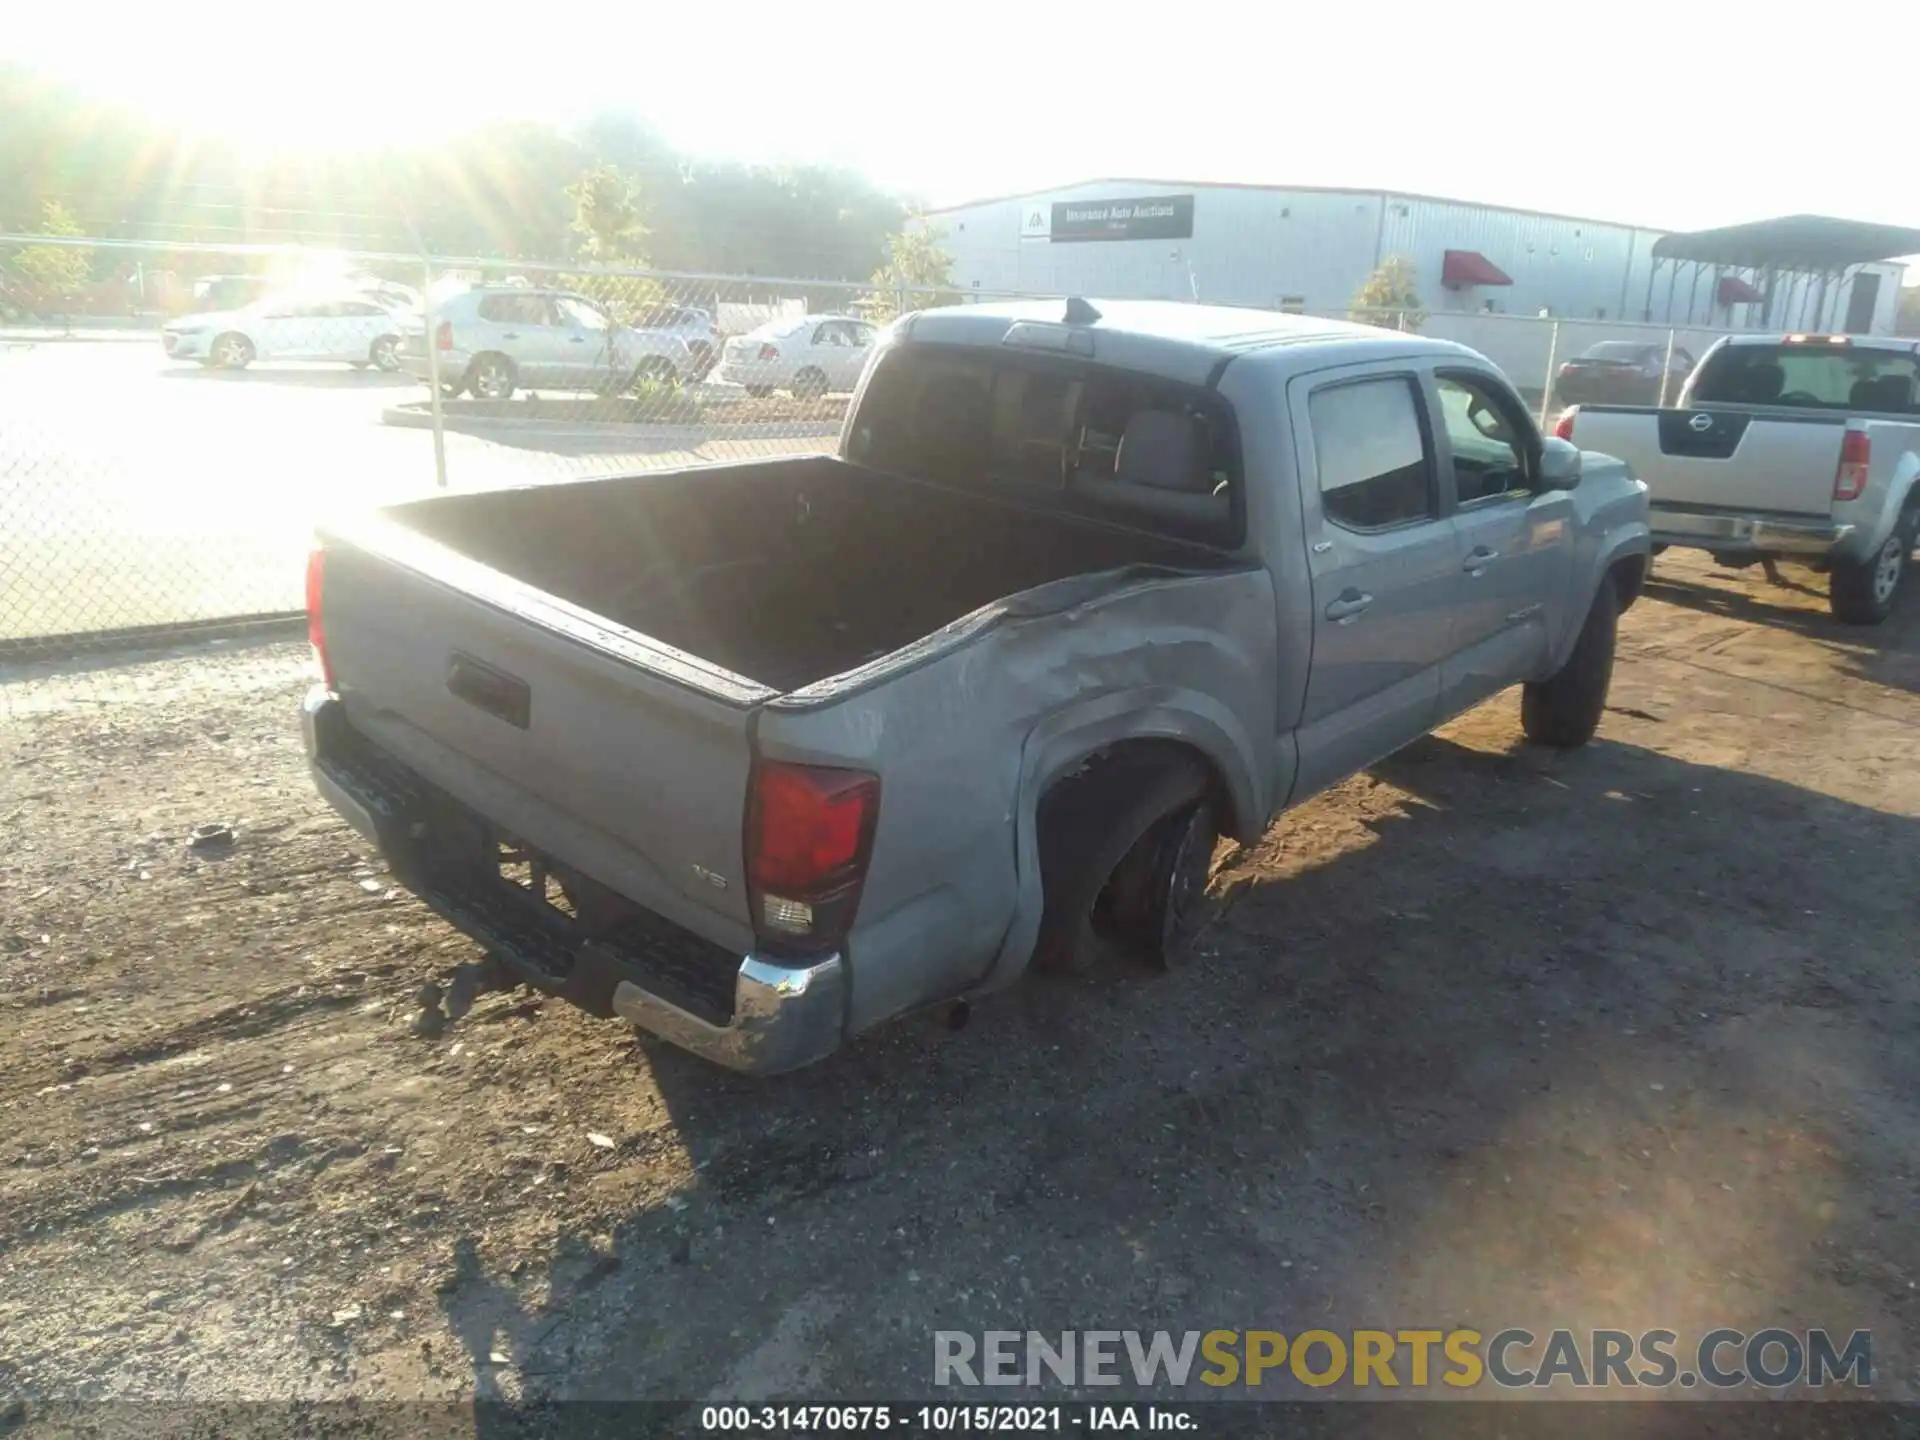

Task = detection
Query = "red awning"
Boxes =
[1716,276,1765,306]
[1441,250,1513,289]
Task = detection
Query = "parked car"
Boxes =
[1553,340,1695,407]
[399,287,692,399]
[634,303,723,380]
[161,294,409,370]
[303,298,1650,1073]
[715,314,876,398]
[1560,332,1920,623]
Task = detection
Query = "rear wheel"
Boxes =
[1104,801,1219,969]
[1829,521,1912,625]
[210,332,254,370]
[469,354,516,401]
[632,356,679,389]
[1521,581,1617,748]
[790,367,829,401]
[1031,747,1216,976]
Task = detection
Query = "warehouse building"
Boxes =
[917,178,1908,337]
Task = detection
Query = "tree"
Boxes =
[866,222,960,323]
[1350,255,1425,332]
[561,164,663,319]
[11,199,91,319]
[566,164,648,264]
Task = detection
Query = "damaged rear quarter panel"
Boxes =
[754,563,1279,1033]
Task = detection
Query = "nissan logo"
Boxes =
[1688,413,1714,433]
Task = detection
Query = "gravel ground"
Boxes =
[2,550,1917,1414]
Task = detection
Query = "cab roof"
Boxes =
[899,297,1479,387]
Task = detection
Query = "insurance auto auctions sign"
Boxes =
[1020,194,1195,243]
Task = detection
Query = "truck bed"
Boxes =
[384,455,1220,693]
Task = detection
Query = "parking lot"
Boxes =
[2,549,1916,1405]
[0,334,829,645]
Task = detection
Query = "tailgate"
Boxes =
[1570,406,1845,516]
[319,524,773,952]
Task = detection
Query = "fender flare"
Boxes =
[977,689,1263,993]
[1553,523,1650,661]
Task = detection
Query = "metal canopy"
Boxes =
[1650,215,1920,269]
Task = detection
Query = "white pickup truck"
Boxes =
[1560,333,1920,623]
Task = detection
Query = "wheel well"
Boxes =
[1035,740,1234,893]
[1608,553,1649,613]
[1026,739,1239,976]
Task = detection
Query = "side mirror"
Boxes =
[1538,435,1583,491]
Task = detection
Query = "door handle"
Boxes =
[501,331,520,340]
[1325,590,1373,622]
[570,336,587,343]
[1463,546,1500,574]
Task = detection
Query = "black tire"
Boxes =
[468,354,515,401]
[1521,580,1617,748]
[633,356,680,389]
[369,335,401,372]
[790,367,829,401]
[209,332,254,370]
[1030,747,1212,976]
[1828,519,1913,626]
[1104,800,1219,969]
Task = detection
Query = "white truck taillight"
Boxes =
[1834,430,1870,502]
[305,543,334,689]
[746,761,880,955]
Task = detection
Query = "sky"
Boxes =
[11,0,1920,248]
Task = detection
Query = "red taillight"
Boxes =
[757,342,780,361]
[305,543,335,689]
[1834,430,1870,501]
[746,761,880,953]
[435,320,452,351]
[1553,407,1578,442]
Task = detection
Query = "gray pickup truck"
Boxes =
[1560,332,1920,624]
[303,299,1651,1073]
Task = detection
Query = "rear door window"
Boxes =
[847,346,1241,545]
[478,294,554,326]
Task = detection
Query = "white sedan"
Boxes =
[715,314,877,398]
[161,295,408,371]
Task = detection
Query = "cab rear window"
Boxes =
[1689,344,1919,413]
[846,345,1243,547]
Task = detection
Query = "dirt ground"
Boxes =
[2,549,1917,1412]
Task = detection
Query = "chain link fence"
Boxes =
[2,233,1761,699]
[0,236,997,698]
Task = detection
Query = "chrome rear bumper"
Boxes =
[1650,506,1852,557]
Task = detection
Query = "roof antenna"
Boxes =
[1063,296,1102,325]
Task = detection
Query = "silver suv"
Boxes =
[402,287,693,400]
